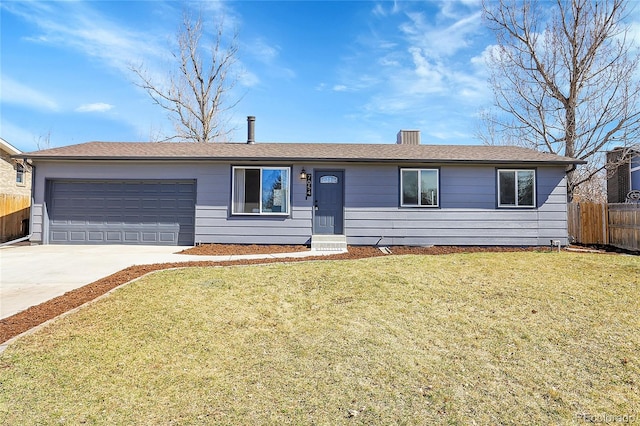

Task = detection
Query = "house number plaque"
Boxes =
[306,174,312,199]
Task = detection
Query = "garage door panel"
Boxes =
[176,199,193,209]
[158,198,177,208]
[47,180,196,245]
[124,232,140,242]
[50,231,67,242]
[69,231,87,242]
[142,233,158,243]
[88,231,105,242]
[123,200,142,209]
[107,232,123,242]
[161,185,177,193]
[142,184,159,193]
[141,199,158,208]
[158,216,176,224]
[160,232,177,242]
[177,183,195,192]
[51,198,71,209]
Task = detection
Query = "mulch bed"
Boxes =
[0,245,548,344]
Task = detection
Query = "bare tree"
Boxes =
[481,0,640,201]
[131,13,239,143]
[35,129,52,150]
[572,163,607,202]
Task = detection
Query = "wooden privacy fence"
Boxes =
[568,202,640,251]
[0,194,30,243]
[608,204,640,251]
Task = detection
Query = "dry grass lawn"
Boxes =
[0,252,638,425]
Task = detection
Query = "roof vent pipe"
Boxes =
[247,116,256,144]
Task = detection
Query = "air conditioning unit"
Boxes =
[396,130,421,145]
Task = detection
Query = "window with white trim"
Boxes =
[400,168,439,207]
[16,163,25,185]
[498,169,536,207]
[232,167,290,215]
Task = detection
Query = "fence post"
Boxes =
[603,203,609,245]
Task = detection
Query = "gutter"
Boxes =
[14,156,587,166]
[1,161,36,247]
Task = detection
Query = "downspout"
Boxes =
[0,161,36,247]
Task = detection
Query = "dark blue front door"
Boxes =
[314,170,344,235]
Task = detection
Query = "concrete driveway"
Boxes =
[0,244,323,319]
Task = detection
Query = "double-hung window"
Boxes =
[497,169,536,208]
[400,168,439,207]
[232,166,290,215]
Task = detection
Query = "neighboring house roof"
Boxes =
[0,138,22,156]
[17,141,585,165]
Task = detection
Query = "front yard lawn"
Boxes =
[0,252,638,424]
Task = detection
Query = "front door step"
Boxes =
[311,235,347,252]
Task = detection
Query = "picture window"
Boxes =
[232,167,290,215]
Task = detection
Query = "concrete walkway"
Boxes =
[0,244,336,319]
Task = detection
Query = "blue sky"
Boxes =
[2,0,495,152]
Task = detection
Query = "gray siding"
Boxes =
[32,162,213,244]
[342,164,568,246]
[31,161,314,246]
[30,160,569,246]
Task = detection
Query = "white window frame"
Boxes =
[497,169,536,208]
[231,166,291,215]
[400,168,440,208]
[16,163,25,186]
[631,153,640,173]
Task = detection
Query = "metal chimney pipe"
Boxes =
[247,116,255,144]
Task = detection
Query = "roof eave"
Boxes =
[2,143,22,156]
[19,155,585,165]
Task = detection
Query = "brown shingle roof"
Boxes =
[17,141,584,165]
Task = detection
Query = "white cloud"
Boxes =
[75,103,114,113]
[408,47,445,92]
[383,3,488,101]
[379,56,400,67]
[472,44,496,66]
[372,4,387,18]
[330,1,493,144]
[0,74,59,111]
[401,10,483,58]
[371,2,400,18]
[244,37,296,81]
[3,1,167,77]
[316,79,376,93]
[249,38,281,63]
[239,69,260,87]
[439,0,482,19]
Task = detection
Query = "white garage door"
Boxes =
[47,180,196,245]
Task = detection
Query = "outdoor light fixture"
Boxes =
[299,168,307,180]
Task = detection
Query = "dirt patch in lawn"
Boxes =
[1,245,546,344]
